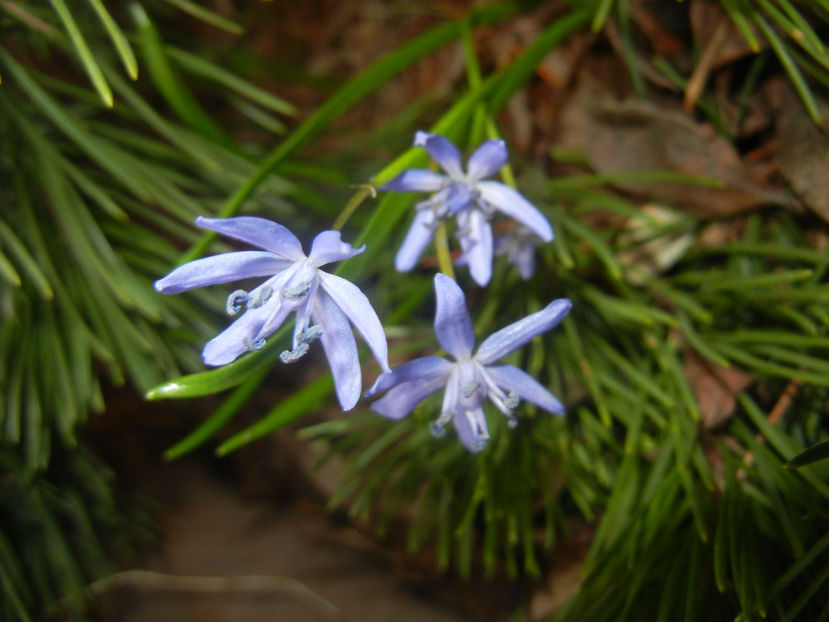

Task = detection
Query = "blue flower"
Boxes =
[382,131,554,286]
[494,225,539,280]
[155,216,390,411]
[366,273,570,452]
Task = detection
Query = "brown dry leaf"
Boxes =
[766,78,829,222]
[683,351,754,430]
[556,74,797,217]
[690,0,761,69]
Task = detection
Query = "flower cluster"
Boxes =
[155,132,569,451]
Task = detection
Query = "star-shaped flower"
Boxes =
[381,131,554,286]
[154,216,390,410]
[366,273,570,451]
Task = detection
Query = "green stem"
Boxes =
[332,185,376,231]
[435,221,455,279]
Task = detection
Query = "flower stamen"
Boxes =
[429,411,453,439]
[504,392,520,410]
[281,281,311,301]
[462,381,480,398]
[247,286,273,309]
[298,325,323,345]
[226,289,248,316]
[243,337,266,352]
[279,342,309,363]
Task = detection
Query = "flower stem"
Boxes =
[434,220,455,279]
[332,184,376,231]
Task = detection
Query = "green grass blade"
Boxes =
[721,0,762,52]
[215,374,334,455]
[162,0,244,34]
[0,248,21,287]
[146,324,289,399]
[131,4,233,147]
[488,9,589,113]
[0,220,55,300]
[754,12,823,125]
[87,0,138,79]
[562,217,623,280]
[48,0,113,107]
[739,392,829,497]
[785,440,829,469]
[163,368,268,460]
[166,46,296,115]
[592,0,615,32]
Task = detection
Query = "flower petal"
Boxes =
[381,169,448,193]
[308,230,365,267]
[370,374,449,420]
[365,356,452,398]
[319,272,390,372]
[154,251,288,294]
[415,131,463,179]
[452,407,489,453]
[195,216,305,260]
[433,273,475,360]
[201,299,281,366]
[514,240,536,280]
[395,210,436,272]
[249,265,311,344]
[443,183,475,216]
[475,298,572,365]
[466,139,507,180]
[456,209,493,287]
[476,182,553,242]
[313,292,361,411]
[485,364,564,414]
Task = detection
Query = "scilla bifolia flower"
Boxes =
[366,273,570,452]
[381,131,553,286]
[155,216,390,410]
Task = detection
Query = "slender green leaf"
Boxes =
[132,4,232,146]
[162,0,244,34]
[216,374,334,455]
[166,46,296,115]
[87,0,138,79]
[785,439,829,468]
[754,13,822,125]
[49,0,113,106]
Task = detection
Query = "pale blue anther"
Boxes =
[247,286,273,309]
[281,281,311,301]
[279,342,309,364]
[243,337,266,352]
[429,411,452,439]
[504,392,521,410]
[298,325,323,345]
[462,381,480,398]
[226,289,248,316]
[429,422,447,438]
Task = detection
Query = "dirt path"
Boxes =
[98,459,469,622]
